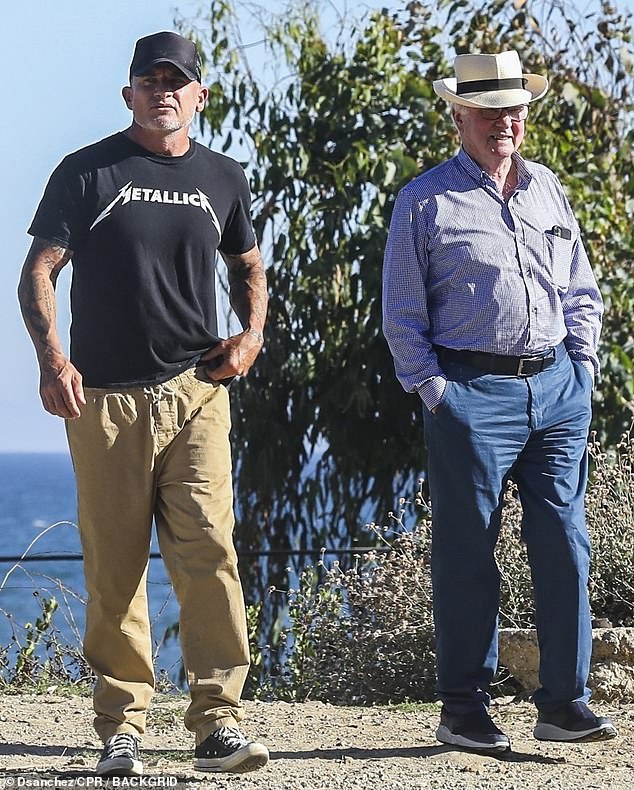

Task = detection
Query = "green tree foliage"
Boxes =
[180,0,634,594]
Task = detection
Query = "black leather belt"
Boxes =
[436,346,556,377]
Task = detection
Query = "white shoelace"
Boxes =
[214,727,248,750]
[103,733,140,759]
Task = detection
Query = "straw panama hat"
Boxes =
[433,50,549,108]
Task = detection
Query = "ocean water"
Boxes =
[0,452,183,682]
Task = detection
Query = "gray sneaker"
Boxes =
[95,733,143,776]
[194,726,269,773]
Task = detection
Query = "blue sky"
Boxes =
[4,0,404,453]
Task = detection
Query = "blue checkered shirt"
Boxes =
[382,148,603,410]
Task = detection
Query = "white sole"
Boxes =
[436,724,510,752]
[533,721,617,742]
[95,757,144,776]
[194,743,270,773]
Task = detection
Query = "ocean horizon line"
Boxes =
[0,449,71,455]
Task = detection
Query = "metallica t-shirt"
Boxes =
[28,133,256,388]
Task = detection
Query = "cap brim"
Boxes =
[131,57,199,82]
[433,73,548,107]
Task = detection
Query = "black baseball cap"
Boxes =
[129,31,202,82]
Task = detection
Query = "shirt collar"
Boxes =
[456,147,533,190]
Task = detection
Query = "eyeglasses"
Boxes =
[478,105,529,121]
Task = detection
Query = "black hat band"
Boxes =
[457,77,527,94]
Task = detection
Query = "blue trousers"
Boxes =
[422,344,593,714]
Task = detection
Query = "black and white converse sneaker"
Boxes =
[194,726,269,773]
[95,733,143,776]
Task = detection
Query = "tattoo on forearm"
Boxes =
[223,246,268,330]
[18,240,72,360]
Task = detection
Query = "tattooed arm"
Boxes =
[200,243,268,381]
[17,237,85,419]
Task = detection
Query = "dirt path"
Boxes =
[0,692,632,789]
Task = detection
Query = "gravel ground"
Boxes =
[0,692,632,789]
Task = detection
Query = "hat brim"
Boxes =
[433,73,548,108]
[131,57,199,83]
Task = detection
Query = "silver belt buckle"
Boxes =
[517,357,538,376]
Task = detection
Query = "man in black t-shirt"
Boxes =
[18,32,269,776]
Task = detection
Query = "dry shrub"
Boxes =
[276,428,634,703]
[274,500,435,704]
[586,428,634,625]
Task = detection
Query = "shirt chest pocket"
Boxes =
[543,228,573,290]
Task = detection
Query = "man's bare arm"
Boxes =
[224,243,268,336]
[201,243,268,381]
[18,237,85,418]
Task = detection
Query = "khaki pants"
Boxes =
[66,368,249,743]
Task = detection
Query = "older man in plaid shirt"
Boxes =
[383,50,615,752]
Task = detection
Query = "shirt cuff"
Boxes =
[416,375,447,411]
